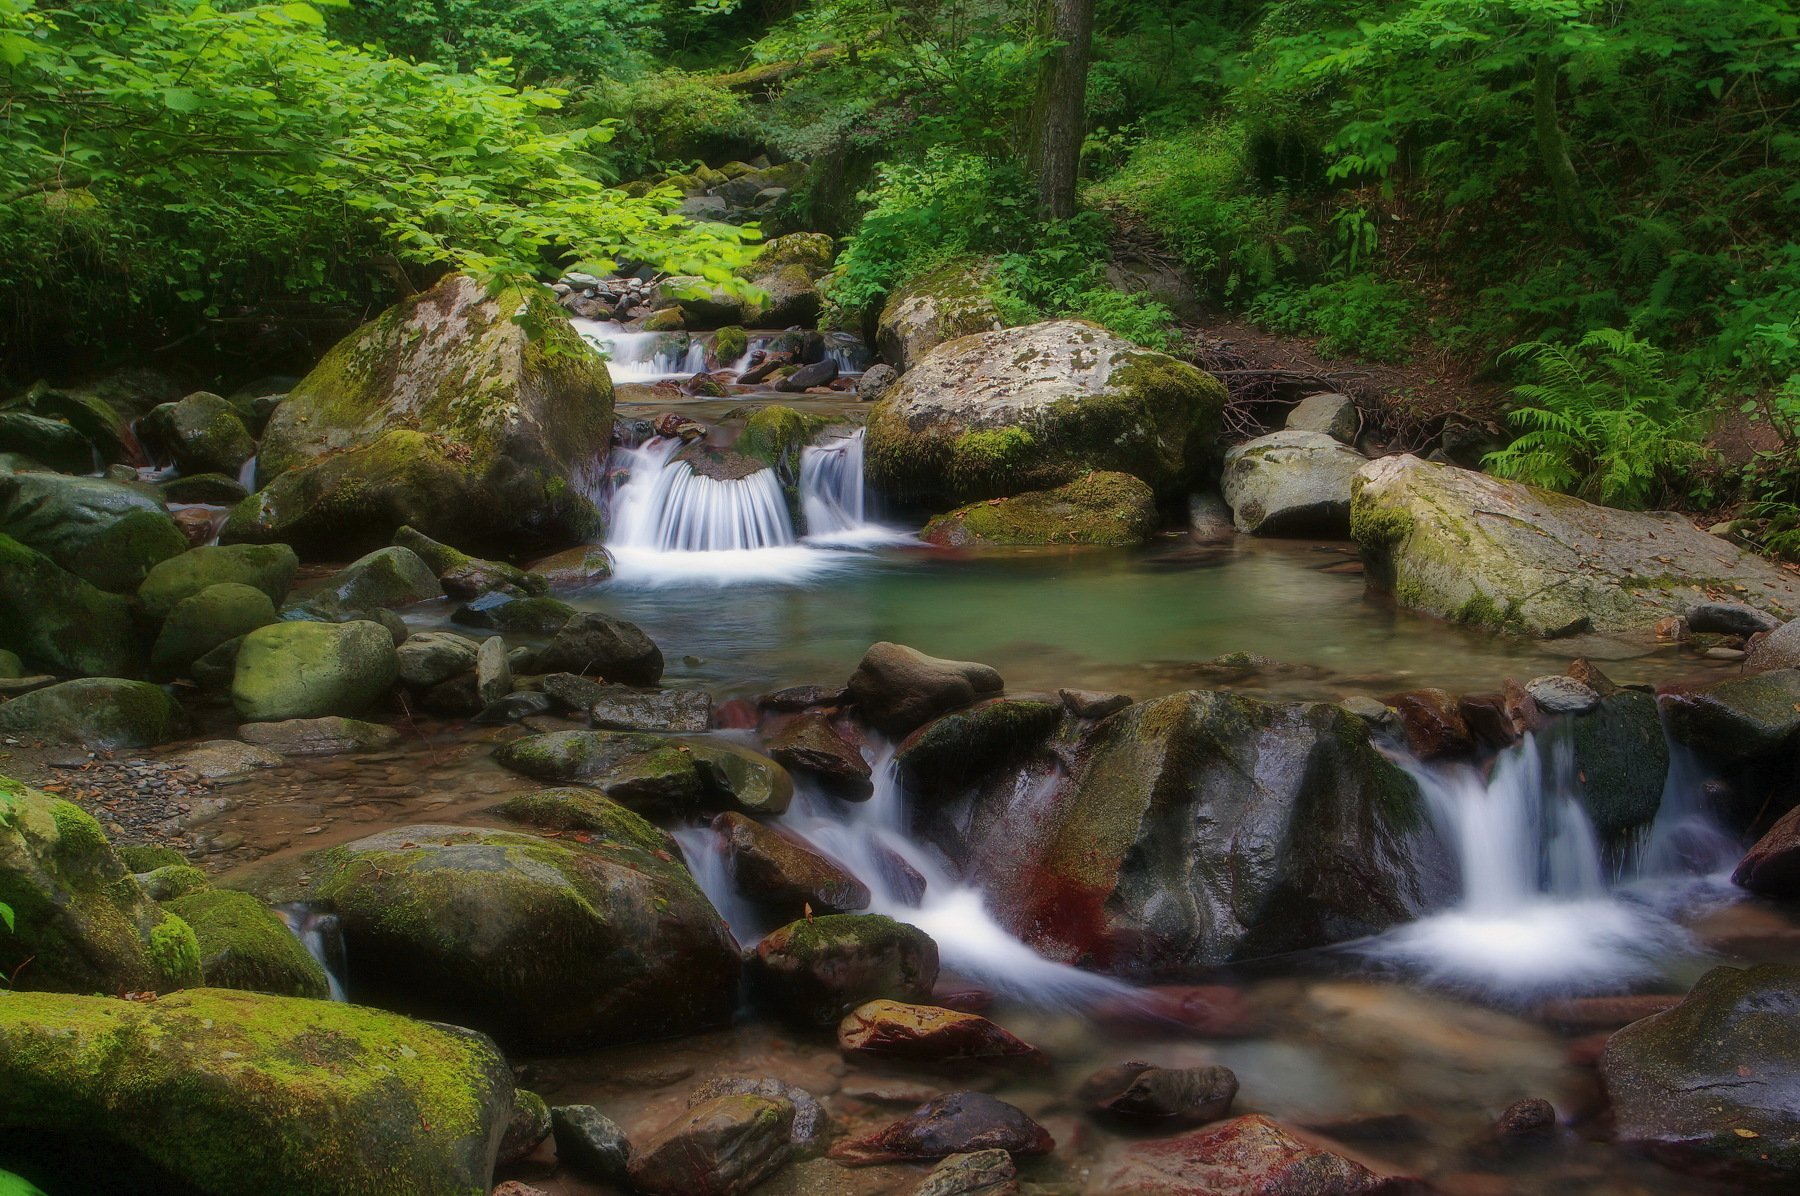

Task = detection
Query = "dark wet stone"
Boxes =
[759,684,848,712]
[536,611,663,685]
[1735,804,1800,898]
[913,1149,1018,1196]
[1079,1062,1239,1126]
[1490,1097,1557,1144]
[765,711,872,800]
[714,812,870,917]
[828,1092,1052,1167]
[551,1103,631,1183]
[589,686,713,733]
[627,1094,794,1196]
[746,916,938,1027]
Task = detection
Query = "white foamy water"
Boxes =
[573,320,709,383]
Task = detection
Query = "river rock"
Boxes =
[837,1000,1041,1064]
[152,390,255,477]
[895,698,1064,795]
[159,472,249,506]
[688,1078,827,1156]
[0,471,186,593]
[396,630,482,688]
[1352,455,1800,634]
[1746,618,1800,672]
[0,988,513,1196]
[474,635,512,706]
[1662,670,1800,760]
[231,619,399,722]
[0,411,94,472]
[1080,1062,1239,1126]
[1002,690,1439,970]
[922,471,1158,547]
[163,888,331,998]
[588,686,712,732]
[714,811,870,916]
[765,711,873,799]
[875,258,1005,373]
[0,535,143,678]
[271,815,739,1048]
[394,524,546,599]
[1734,804,1800,897]
[237,715,398,756]
[742,232,833,327]
[1569,690,1669,843]
[535,611,664,685]
[747,914,939,1026]
[1221,430,1366,537]
[867,320,1224,506]
[858,363,900,401]
[686,741,795,815]
[914,1149,1018,1196]
[493,730,706,810]
[551,1104,632,1184]
[1090,985,1261,1037]
[151,582,277,677]
[627,1094,795,1196]
[776,359,839,392]
[1690,601,1781,637]
[1286,392,1360,443]
[0,778,185,993]
[500,1089,552,1167]
[1602,963,1800,1182]
[529,543,614,586]
[829,1092,1052,1166]
[1525,674,1600,714]
[1387,688,1475,759]
[452,591,577,634]
[1095,1113,1417,1195]
[311,545,444,613]
[164,739,284,780]
[0,678,180,749]
[224,273,613,557]
[847,642,1005,738]
[137,543,299,620]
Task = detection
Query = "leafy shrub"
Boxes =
[329,0,661,82]
[1248,275,1419,362]
[575,71,760,178]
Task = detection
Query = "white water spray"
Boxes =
[573,320,709,383]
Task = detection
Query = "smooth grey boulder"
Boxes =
[847,642,1004,737]
[1220,430,1366,537]
[1285,392,1360,443]
[0,471,186,592]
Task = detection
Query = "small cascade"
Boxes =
[611,437,795,552]
[276,903,348,1001]
[572,319,709,383]
[676,746,1131,1008]
[800,428,872,540]
[236,454,258,492]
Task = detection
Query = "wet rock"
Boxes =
[1569,690,1669,843]
[536,611,664,685]
[1602,963,1800,1182]
[451,591,578,634]
[1387,688,1475,759]
[1060,688,1133,720]
[0,989,513,1196]
[158,472,248,506]
[1352,454,1800,635]
[1490,1097,1558,1144]
[747,915,939,1026]
[689,1077,828,1155]
[474,690,554,724]
[760,684,848,712]
[538,671,609,713]
[765,711,873,799]
[0,411,94,472]
[137,543,299,620]
[1735,804,1800,897]
[686,741,795,815]
[1221,430,1366,537]
[528,543,614,587]
[858,363,900,401]
[847,642,1005,738]
[896,697,1063,795]
[312,545,444,612]
[395,629,481,689]
[828,1092,1052,1166]
[1566,657,1619,694]
[0,678,181,749]
[1746,618,1800,672]
[1691,601,1781,637]
[1080,1062,1239,1126]
[867,319,1223,506]
[914,1148,1018,1196]
[163,888,331,998]
[1525,674,1599,715]
[837,1000,1041,1065]
[1662,670,1800,760]
[714,811,870,916]
[1285,392,1360,443]
[237,715,399,756]
[231,619,399,722]
[151,582,277,677]
[0,535,143,678]
[875,258,1005,373]
[923,472,1158,547]
[224,273,612,557]
[153,391,255,477]
[475,635,512,706]
[499,1089,552,1167]
[776,359,839,392]
[0,471,187,593]
[493,730,705,810]
[588,686,712,732]
[627,1094,795,1196]
[1095,1113,1418,1195]
[163,739,284,780]
[268,816,740,1048]
[551,1103,632,1183]
[394,524,546,599]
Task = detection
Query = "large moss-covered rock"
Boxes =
[1602,963,1800,1183]
[0,412,95,473]
[922,471,1158,547]
[137,543,299,621]
[1351,455,1800,635]
[741,233,834,327]
[997,690,1440,971]
[492,730,705,810]
[308,545,445,613]
[895,697,1064,794]
[222,274,613,557]
[746,914,939,1027]
[0,777,183,993]
[1567,690,1668,844]
[875,258,1005,373]
[0,678,180,749]
[261,817,739,1048]
[867,320,1224,507]
[164,888,330,998]
[232,620,399,722]
[0,535,143,677]
[0,471,186,592]
[1220,430,1366,537]
[393,525,545,599]
[1662,670,1800,761]
[0,988,514,1196]
[149,391,255,477]
[151,582,278,677]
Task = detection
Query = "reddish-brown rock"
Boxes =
[1386,689,1474,759]
[837,1000,1042,1065]
[626,1093,795,1196]
[1733,803,1800,898]
[827,1092,1052,1166]
[1095,1114,1423,1195]
[765,711,873,799]
[713,811,870,916]
[1091,985,1260,1038]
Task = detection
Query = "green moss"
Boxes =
[713,326,749,363]
[49,801,111,869]
[493,788,676,855]
[149,913,202,988]
[138,864,210,901]
[948,427,1037,493]
[165,889,330,998]
[1350,503,1415,549]
[923,470,1158,547]
[117,845,187,872]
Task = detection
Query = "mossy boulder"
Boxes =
[396,630,482,689]
[875,257,1005,373]
[309,545,444,613]
[867,320,1224,508]
[1351,455,1800,635]
[223,273,613,558]
[1567,690,1669,844]
[0,776,175,993]
[158,472,249,506]
[232,620,399,722]
[742,233,834,327]
[535,611,664,684]
[147,391,255,477]
[746,914,939,1026]
[0,412,95,473]
[164,888,330,998]
[895,697,1065,794]
[137,543,299,621]
[393,525,545,599]
[151,582,278,677]
[0,471,186,592]
[0,988,515,1196]
[492,730,705,810]
[737,404,828,526]
[1662,670,1800,761]
[0,678,181,749]
[922,471,1158,547]
[264,819,739,1048]
[711,326,750,367]
[0,534,144,678]
[1220,430,1367,537]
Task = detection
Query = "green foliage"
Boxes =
[1248,275,1420,362]
[0,1168,47,1196]
[1483,329,1708,508]
[574,70,758,178]
[329,0,661,82]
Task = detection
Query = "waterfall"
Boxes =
[573,319,709,383]
[800,429,871,540]
[611,438,796,552]
[276,903,348,1001]
[676,745,1132,1009]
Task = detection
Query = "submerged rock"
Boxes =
[0,678,180,749]
[922,471,1158,547]
[231,619,399,722]
[866,320,1224,506]
[0,535,143,678]
[837,1000,1042,1065]
[0,988,513,1196]
[914,1149,1018,1196]
[493,730,706,810]
[1079,1062,1239,1126]
[627,1094,795,1196]
[1221,430,1366,537]
[1095,1113,1417,1195]
[1602,963,1800,1182]
[714,811,870,917]
[747,914,939,1026]
[688,1077,828,1156]
[828,1092,1052,1166]
[0,471,186,593]
[847,642,1004,738]
[237,715,399,756]
[1352,454,1800,634]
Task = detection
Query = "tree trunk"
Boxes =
[1533,53,1587,234]
[1027,0,1095,220]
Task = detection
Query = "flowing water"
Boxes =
[572,321,872,384]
